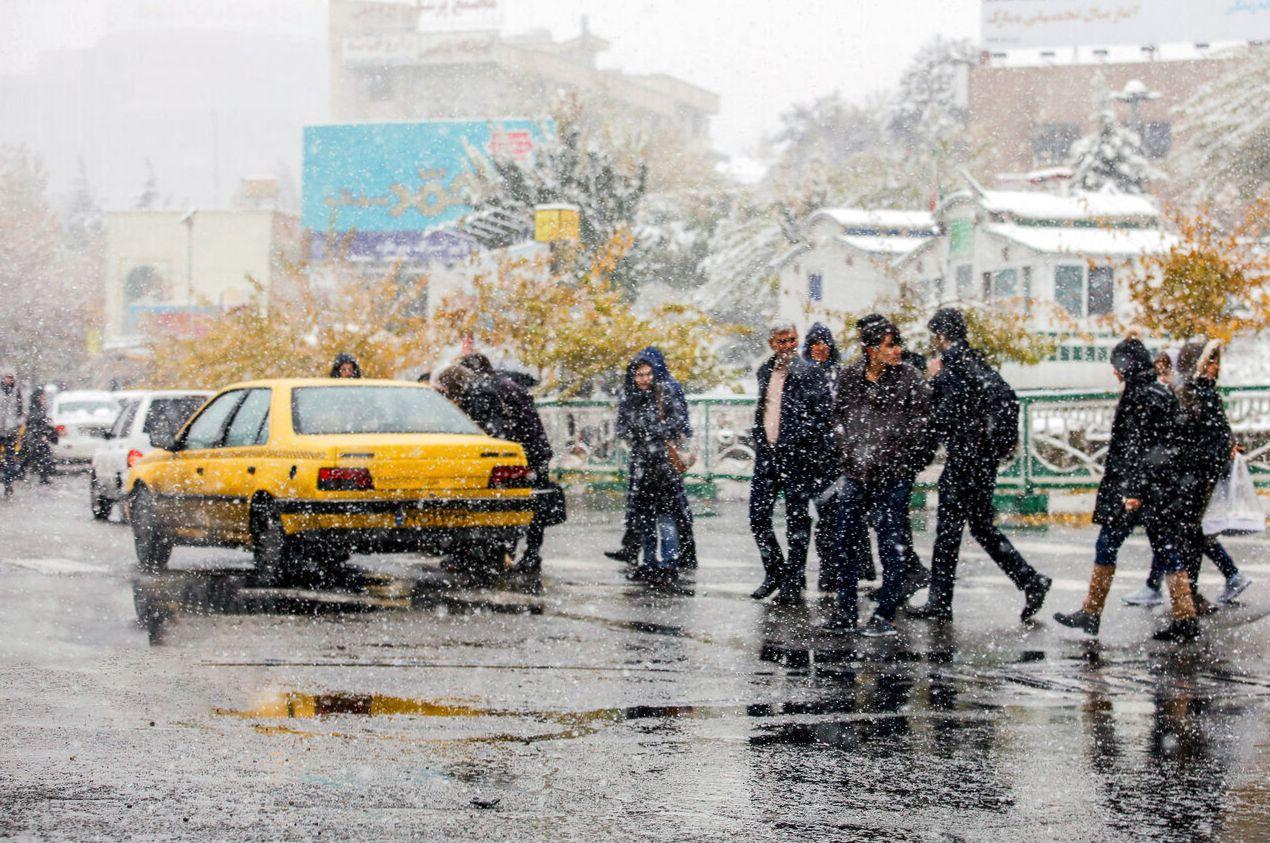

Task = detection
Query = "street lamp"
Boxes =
[1112,79,1161,128]
[178,209,197,303]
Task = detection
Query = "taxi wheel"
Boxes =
[89,473,111,521]
[252,500,295,586]
[131,487,172,573]
[460,542,508,583]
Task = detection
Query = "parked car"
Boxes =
[90,390,212,520]
[125,379,534,583]
[52,391,123,467]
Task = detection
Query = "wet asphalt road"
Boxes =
[2,474,1269,840]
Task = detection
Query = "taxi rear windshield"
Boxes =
[292,386,482,435]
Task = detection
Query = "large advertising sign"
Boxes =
[983,0,1270,49]
[302,119,551,262]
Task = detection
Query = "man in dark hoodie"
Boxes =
[330,353,362,378]
[605,347,699,570]
[907,308,1052,623]
[823,315,933,635]
[803,323,848,591]
[1054,336,1200,642]
[749,323,837,603]
[459,353,556,574]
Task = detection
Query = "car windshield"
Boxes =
[291,386,481,436]
[143,396,209,438]
[57,399,119,417]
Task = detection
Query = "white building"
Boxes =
[772,208,937,328]
[901,185,1173,388]
[103,209,299,347]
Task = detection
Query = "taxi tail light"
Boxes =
[126,449,145,468]
[488,465,531,488]
[318,467,374,491]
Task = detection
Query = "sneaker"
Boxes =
[1021,575,1052,622]
[856,615,897,638]
[1218,572,1253,605]
[1152,617,1200,642]
[1053,609,1100,636]
[1121,585,1164,607]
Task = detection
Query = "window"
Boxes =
[1033,122,1080,164]
[1088,266,1114,315]
[807,273,823,302]
[181,391,245,450]
[981,271,992,300]
[111,400,140,439]
[143,396,209,439]
[292,386,481,435]
[931,276,944,303]
[1055,265,1084,317]
[992,268,1018,300]
[223,389,272,448]
[367,67,393,101]
[955,265,974,300]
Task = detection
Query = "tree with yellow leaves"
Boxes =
[434,233,741,395]
[143,255,436,388]
[1132,198,1270,343]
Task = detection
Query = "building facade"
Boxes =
[329,0,718,147]
[103,210,299,347]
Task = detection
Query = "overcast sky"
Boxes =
[6,0,981,160]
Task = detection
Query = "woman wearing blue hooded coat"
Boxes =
[616,351,691,584]
[606,347,698,569]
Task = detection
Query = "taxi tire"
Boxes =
[131,487,172,573]
[89,473,111,521]
[252,500,295,587]
[460,542,508,583]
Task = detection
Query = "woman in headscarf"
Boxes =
[329,353,362,379]
[615,349,690,585]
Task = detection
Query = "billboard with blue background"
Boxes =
[302,118,551,261]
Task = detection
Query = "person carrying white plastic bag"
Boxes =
[1202,453,1266,535]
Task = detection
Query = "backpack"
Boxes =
[972,356,1020,463]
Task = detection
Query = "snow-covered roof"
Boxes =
[986,223,1176,257]
[840,234,929,256]
[975,189,1159,222]
[809,208,935,231]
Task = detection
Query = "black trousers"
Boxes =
[749,449,827,586]
[927,454,1042,610]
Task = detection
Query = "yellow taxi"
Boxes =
[126,378,534,582]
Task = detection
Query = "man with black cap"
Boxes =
[749,322,837,604]
[907,307,1052,622]
[823,314,934,635]
[1053,334,1200,641]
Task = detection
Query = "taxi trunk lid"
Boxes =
[324,435,524,492]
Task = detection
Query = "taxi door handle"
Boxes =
[195,467,203,475]
[246,467,256,475]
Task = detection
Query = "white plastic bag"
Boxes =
[1202,454,1266,535]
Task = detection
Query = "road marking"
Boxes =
[3,558,109,575]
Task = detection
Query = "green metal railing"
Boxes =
[539,386,1270,499]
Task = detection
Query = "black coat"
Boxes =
[930,341,999,462]
[495,375,553,473]
[832,360,933,484]
[1173,376,1233,524]
[752,356,836,496]
[617,383,687,518]
[1094,371,1181,527]
[453,372,516,441]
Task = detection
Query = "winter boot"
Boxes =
[1021,574,1052,622]
[1054,563,1114,636]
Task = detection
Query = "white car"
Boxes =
[89,390,211,519]
[52,390,123,466]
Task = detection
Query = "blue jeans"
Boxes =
[835,476,912,622]
[641,514,679,570]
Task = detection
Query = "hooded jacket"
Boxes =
[802,322,843,400]
[329,353,362,378]
[617,350,689,510]
[1094,338,1181,526]
[631,347,691,437]
[1172,339,1233,523]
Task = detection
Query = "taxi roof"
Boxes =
[213,378,435,392]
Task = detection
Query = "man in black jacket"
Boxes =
[823,315,933,635]
[458,353,556,574]
[907,308,1051,622]
[1054,336,1200,641]
[749,323,837,603]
